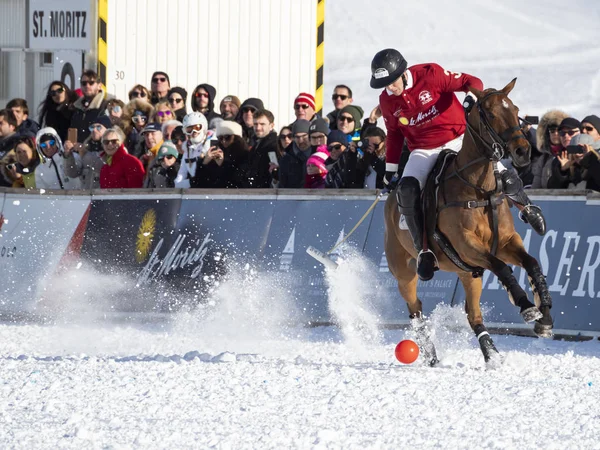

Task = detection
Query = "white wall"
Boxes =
[107,0,317,129]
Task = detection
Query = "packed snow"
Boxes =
[3,0,600,448]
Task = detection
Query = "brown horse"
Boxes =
[384,79,553,366]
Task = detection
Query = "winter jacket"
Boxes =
[357,151,386,189]
[70,90,109,142]
[191,140,250,189]
[325,150,361,189]
[40,103,75,142]
[64,138,104,189]
[246,131,278,188]
[532,110,569,189]
[578,150,600,192]
[16,119,40,139]
[175,139,211,188]
[99,144,145,189]
[278,143,314,188]
[326,110,339,130]
[145,160,179,188]
[34,127,82,190]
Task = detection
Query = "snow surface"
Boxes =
[3,1,600,448]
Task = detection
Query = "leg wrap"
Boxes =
[497,265,528,308]
[529,265,552,309]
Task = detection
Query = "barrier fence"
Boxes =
[0,188,599,336]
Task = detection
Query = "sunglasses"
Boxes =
[132,115,147,123]
[332,94,348,101]
[218,134,233,141]
[194,92,209,98]
[152,77,167,83]
[548,127,559,134]
[39,140,56,149]
[279,133,293,140]
[582,126,596,132]
[163,155,176,160]
[338,116,354,123]
[294,104,310,110]
[130,91,147,98]
[242,107,256,114]
[102,139,119,146]
[294,134,308,140]
[559,130,579,137]
[89,124,105,132]
[50,87,65,96]
[157,110,172,117]
[184,124,202,135]
[328,144,343,151]
[169,97,183,104]
[110,105,122,113]
[171,137,184,144]
[80,80,96,86]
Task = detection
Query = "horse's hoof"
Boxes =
[485,352,504,370]
[521,306,543,323]
[534,322,553,338]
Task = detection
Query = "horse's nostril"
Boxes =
[516,147,528,158]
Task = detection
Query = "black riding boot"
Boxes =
[501,170,547,236]
[397,177,438,281]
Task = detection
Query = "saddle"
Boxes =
[422,150,486,277]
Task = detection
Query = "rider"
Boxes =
[370,48,546,281]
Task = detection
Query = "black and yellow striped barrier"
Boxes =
[315,0,325,116]
[97,0,108,84]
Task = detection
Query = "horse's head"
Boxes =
[468,79,531,169]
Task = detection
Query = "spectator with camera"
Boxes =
[63,115,112,189]
[246,109,278,188]
[581,115,600,142]
[37,81,79,142]
[145,142,180,189]
[548,133,600,190]
[192,120,249,188]
[175,112,211,188]
[324,130,361,189]
[34,128,82,190]
[531,110,569,189]
[277,119,315,188]
[547,118,584,189]
[9,136,40,188]
[326,85,353,130]
[99,128,145,189]
[357,127,387,188]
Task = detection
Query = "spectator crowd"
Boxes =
[0,69,599,192]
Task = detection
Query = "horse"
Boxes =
[384,79,553,366]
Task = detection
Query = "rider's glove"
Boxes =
[463,92,477,113]
[383,171,399,191]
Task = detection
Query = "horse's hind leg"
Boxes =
[458,273,500,365]
[498,234,553,338]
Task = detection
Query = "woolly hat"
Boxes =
[216,120,243,137]
[292,119,311,135]
[157,142,179,159]
[327,130,348,145]
[168,87,187,102]
[559,117,581,130]
[151,71,170,85]
[339,105,364,125]
[240,98,264,112]
[295,93,315,110]
[220,95,242,109]
[309,118,330,136]
[92,115,113,129]
[307,146,330,172]
[582,115,600,133]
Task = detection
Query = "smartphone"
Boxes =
[524,116,539,125]
[210,139,219,148]
[268,151,278,164]
[566,145,585,154]
[67,128,78,143]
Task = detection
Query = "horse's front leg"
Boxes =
[458,272,500,365]
[497,233,553,338]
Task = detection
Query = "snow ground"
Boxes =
[3,1,600,448]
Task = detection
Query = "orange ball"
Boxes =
[395,339,420,364]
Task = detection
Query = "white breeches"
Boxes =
[402,135,506,189]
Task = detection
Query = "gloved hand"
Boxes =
[463,92,477,113]
[383,171,399,191]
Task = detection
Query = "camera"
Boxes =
[357,138,370,153]
[6,163,15,171]
[523,115,539,125]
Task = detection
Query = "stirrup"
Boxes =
[417,250,439,281]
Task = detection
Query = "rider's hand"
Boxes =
[463,92,477,113]
[383,171,399,190]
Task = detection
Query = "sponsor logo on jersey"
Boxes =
[418,90,433,105]
[399,117,409,125]
[409,105,439,126]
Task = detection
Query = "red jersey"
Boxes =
[379,63,483,172]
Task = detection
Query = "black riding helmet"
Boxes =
[370,49,408,89]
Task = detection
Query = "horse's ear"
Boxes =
[501,78,517,96]
[469,87,484,101]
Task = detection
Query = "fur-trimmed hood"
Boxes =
[72,89,107,111]
[122,98,154,136]
[536,109,569,153]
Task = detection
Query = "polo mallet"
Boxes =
[306,176,398,269]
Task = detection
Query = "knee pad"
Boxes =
[396,176,421,213]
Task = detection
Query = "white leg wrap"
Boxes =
[477,330,490,340]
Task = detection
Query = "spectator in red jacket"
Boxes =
[99,128,145,189]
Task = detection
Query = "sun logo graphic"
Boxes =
[136,209,157,263]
